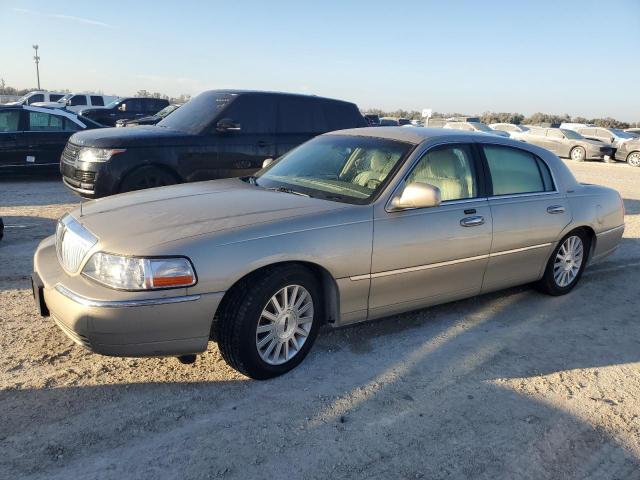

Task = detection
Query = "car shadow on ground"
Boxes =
[0,176,79,207]
[1,239,639,479]
[0,216,57,290]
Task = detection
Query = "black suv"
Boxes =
[78,97,169,127]
[61,90,367,198]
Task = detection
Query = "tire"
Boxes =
[119,166,178,193]
[217,265,322,379]
[536,230,590,296]
[570,146,586,162]
[627,151,640,167]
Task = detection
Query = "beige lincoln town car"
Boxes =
[33,128,625,379]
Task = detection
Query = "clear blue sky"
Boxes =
[1,0,638,121]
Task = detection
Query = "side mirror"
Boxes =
[262,158,274,168]
[216,118,241,132]
[118,104,126,112]
[389,182,441,211]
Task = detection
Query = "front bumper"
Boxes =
[33,236,224,357]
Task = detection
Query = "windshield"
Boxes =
[157,91,235,133]
[255,135,413,204]
[156,104,179,118]
[469,122,493,132]
[104,98,121,108]
[561,129,583,140]
[610,128,634,139]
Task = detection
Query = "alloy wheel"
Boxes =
[628,152,640,167]
[553,235,584,287]
[571,147,585,161]
[256,285,314,365]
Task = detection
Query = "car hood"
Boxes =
[68,125,191,147]
[71,179,349,253]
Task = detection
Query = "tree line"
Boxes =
[364,108,637,129]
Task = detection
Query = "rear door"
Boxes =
[368,143,492,319]
[25,110,79,169]
[0,109,27,168]
[275,96,327,157]
[479,143,570,292]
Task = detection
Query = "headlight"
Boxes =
[78,147,126,163]
[82,252,196,290]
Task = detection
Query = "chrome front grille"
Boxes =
[55,215,98,273]
[61,143,81,165]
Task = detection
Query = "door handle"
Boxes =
[460,215,485,227]
[547,205,566,214]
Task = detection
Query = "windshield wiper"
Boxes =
[266,186,310,197]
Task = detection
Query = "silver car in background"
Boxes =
[520,127,614,162]
[489,123,530,140]
[33,128,625,379]
[444,121,510,137]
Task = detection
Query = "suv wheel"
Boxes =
[217,265,321,379]
[120,166,178,193]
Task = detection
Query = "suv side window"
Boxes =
[27,94,44,104]
[28,111,64,131]
[406,145,477,202]
[222,95,277,134]
[69,95,87,106]
[50,94,64,102]
[277,97,326,133]
[483,145,553,195]
[126,99,141,112]
[0,110,21,132]
[90,96,104,106]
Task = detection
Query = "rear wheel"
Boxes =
[570,146,586,162]
[536,230,589,296]
[627,151,640,167]
[119,166,178,193]
[217,265,321,379]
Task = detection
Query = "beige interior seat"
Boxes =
[410,150,470,201]
[354,151,392,187]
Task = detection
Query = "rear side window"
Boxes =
[483,145,554,196]
[223,95,277,134]
[0,110,21,131]
[277,97,327,134]
[28,111,64,131]
[69,95,87,106]
[90,96,104,106]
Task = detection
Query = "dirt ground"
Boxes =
[1,161,639,480]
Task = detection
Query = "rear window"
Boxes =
[483,145,554,195]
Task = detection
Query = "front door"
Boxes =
[479,143,571,292]
[368,143,492,319]
[0,109,26,169]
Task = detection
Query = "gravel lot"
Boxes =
[1,161,639,479]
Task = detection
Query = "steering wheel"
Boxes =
[366,179,381,189]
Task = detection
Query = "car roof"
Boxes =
[324,126,500,144]
[202,89,357,105]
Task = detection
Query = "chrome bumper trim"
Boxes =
[54,285,201,308]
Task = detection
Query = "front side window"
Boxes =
[157,91,235,134]
[63,118,81,131]
[90,96,104,106]
[50,94,64,102]
[223,95,277,134]
[547,129,564,139]
[0,110,21,132]
[407,145,477,201]
[27,94,44,104]
[69,95,87,106]
[28,111,64,131]
[255,135,412,204]
[484,145,553,195]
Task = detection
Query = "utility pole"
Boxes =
[33,44,41,90]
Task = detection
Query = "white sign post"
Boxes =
[422,108,432,126]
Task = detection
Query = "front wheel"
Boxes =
[217,265,321,379]
[119,166,178,193]
[536,231,589,296]
[570,146,586,162]
[627,151,640,167]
